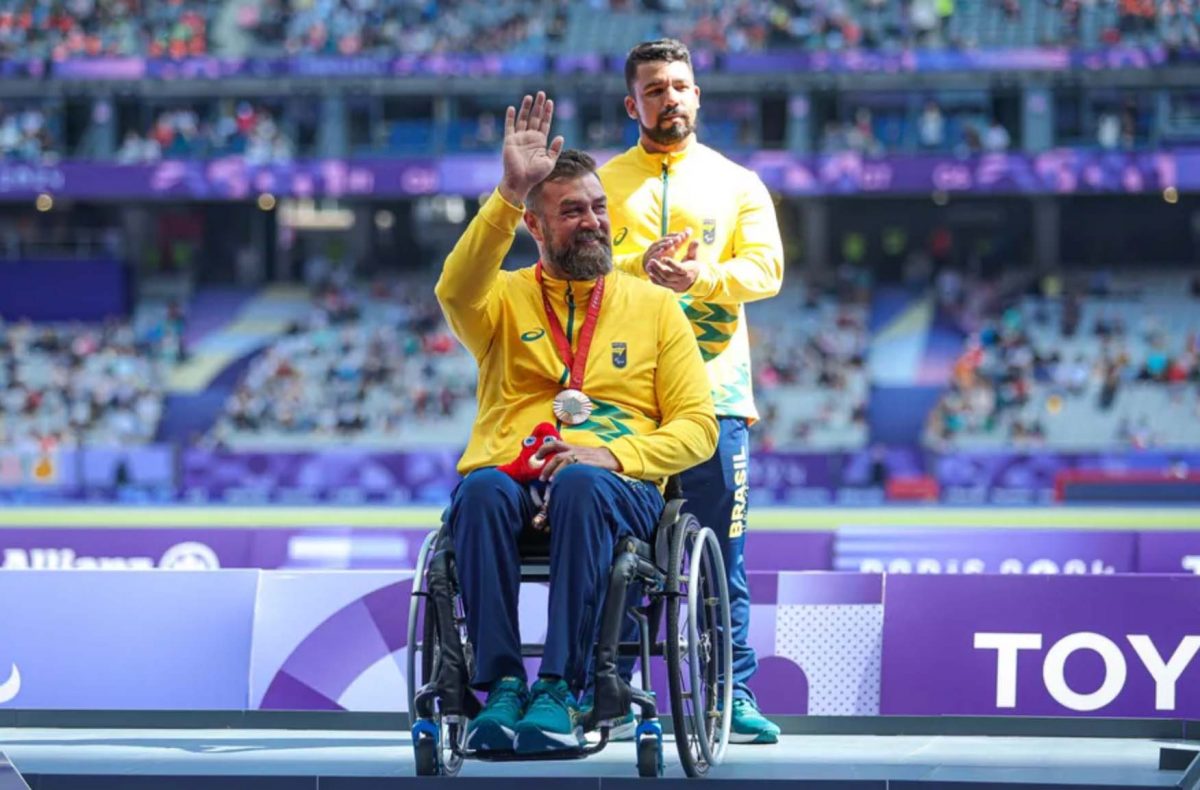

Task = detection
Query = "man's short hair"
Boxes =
[624,38,693,94]
[527,149,598,215]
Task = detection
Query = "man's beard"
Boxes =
[641,109,695,146]
[546,229,613,280]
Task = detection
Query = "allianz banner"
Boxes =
[880,574,1200,718]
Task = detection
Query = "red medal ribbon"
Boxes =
[535,261,605,391]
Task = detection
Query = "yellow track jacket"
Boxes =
[435,189,718,484]
[599,142,784,422]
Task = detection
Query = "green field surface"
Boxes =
[0,506,1196,531]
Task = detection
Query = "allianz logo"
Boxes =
[0,542,221,571]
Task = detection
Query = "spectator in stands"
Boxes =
[1097,111,1122,150]
[919,100,945,150]
[0,106,55,163]
[116,130,153,163]
[983,119,1011,152]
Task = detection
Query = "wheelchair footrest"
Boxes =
[471,747,592,763]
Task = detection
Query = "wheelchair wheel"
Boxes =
[665,515,733,777]
[406,529,439,719]
[408,529,466,777]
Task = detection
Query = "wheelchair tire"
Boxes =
[414,733,440,776]
[666,515,733,778]
[637,734,664,778]
[406,529,439,720]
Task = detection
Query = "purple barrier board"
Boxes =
[0,527,830,573]
[251,571,416,711]
[249,570,880,714]
[0,570,256,709]
[1,149,1195,202]
[1137,532,1200,575]
[0,446,174,492]
[836,528,1136,574]
[881,574,1200,717]
[934,450,1200,505]
[181,449,461,505]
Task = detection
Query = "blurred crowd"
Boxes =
[209,277,475,446]
[116,101,294,164]
[238,0,566,55]
[821,103,1012,156]
[0,104,56,163]
[751,268,872,451]
[0,315,182,450]
[0,0,1197,62]
[0,0,210,60]
[927,271,1200,450]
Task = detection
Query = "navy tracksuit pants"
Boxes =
[680,417,757,701]
[447,464,663,694]
[612,417,758,701]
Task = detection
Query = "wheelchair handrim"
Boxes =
[406,529,438,720]
[687,526,733,768]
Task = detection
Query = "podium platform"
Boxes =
[0,713,1195,789]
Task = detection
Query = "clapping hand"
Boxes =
[645,228,701,293]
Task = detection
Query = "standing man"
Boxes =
[598,39,784,744]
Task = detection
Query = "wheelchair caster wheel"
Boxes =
[635,720,664,778]
[414,735,440,776]
[637,737,663,778]
[412,719,441,776]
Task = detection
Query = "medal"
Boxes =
[536,262,605,427]
[553,388,594,425]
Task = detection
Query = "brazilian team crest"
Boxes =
[611,342,627,369]
[702,218,716,245]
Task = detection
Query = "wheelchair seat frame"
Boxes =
[406,489,733,778]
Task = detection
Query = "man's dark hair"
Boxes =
[526,148,598,214]
[624,38,693,94]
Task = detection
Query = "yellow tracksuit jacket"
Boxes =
[599,142,784,422]
[435,189,718,484]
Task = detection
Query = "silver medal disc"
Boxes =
[553,388,594,426]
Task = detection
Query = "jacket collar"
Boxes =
[630,138,698,174]
[533,263,602,302]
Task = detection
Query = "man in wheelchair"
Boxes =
[433,91,718,756]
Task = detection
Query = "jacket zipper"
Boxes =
[660,161,669,236]
[562,282,576,385]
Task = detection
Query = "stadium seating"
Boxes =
[750,280,871,451]
[926,271,1200,450]
[208,279,477,449]
[0,310,181,449]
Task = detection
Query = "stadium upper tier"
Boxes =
[0,0,1197,62]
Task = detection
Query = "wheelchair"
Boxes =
[406,477,733,778]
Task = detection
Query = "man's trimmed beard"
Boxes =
[641,109,695,146]
[545,229,613,280]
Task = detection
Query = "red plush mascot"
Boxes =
[498,422,564,530]
[498,422,564,482]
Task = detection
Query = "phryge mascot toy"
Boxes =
[498,422,564,531]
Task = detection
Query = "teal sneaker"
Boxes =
[730,697,780,744]
[465,676,528,752]
[514,677,586,754]
[579,691,636,741]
